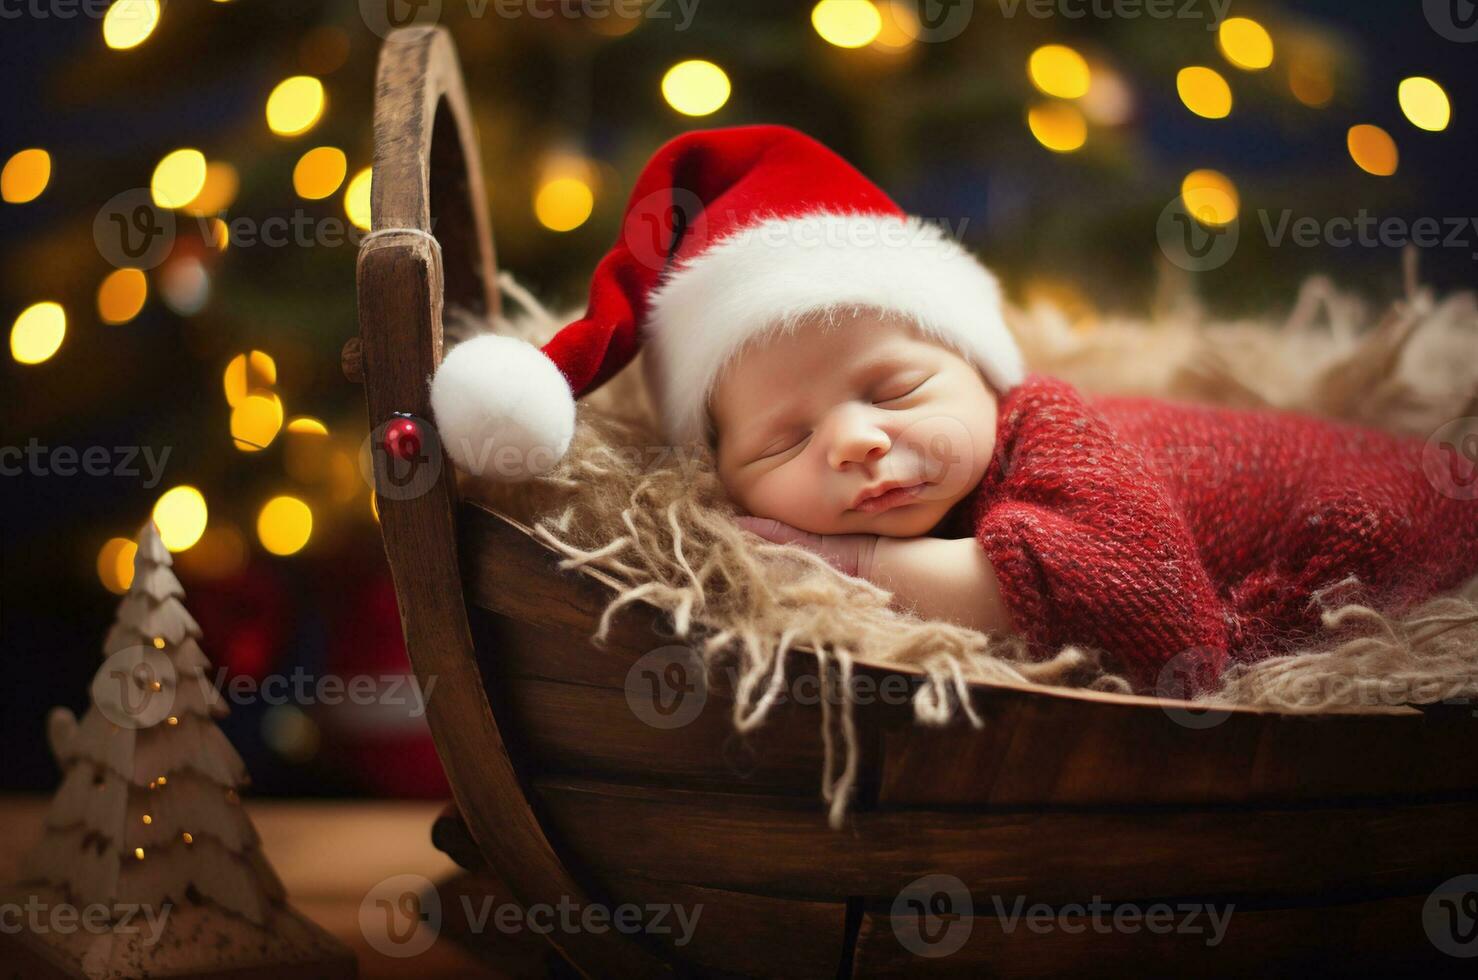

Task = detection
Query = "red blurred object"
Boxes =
[182,561,291,681]
[321,570,450,798]
[382,416,422,461]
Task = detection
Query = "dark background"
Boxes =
[2,0,1474,794]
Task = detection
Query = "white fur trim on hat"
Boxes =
[429,332,576,481]
[641,211,1025,450]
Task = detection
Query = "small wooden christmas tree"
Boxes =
[2,521,355,979]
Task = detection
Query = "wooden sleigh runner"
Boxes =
[348,26,1478,978]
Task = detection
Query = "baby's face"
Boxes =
[711,310,999,537]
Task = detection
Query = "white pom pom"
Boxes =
[429,333,576,482]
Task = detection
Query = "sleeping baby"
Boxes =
[429,124,1478,697]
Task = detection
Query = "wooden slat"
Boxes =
[489,667,834,796]
[460,502,1478,808]
[596,874,849,979]
[532,777,1478,906]
[850,891,1467,977]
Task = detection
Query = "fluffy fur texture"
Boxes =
[456,264,1478,829]
[429,332,576,480]
[642,212,1026,450]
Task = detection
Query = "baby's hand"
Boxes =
[735,516,880,581]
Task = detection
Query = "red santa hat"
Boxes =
[430,124,1025,481]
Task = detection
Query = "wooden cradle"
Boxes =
[347,26,1478,978]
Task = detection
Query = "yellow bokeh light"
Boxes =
[661,60,731,117]
[2,149,51,204]
[811,0,882,49]
[153,486,208,552]
[231,392,285,452]
[151,149,207,209]
[1218,17,1274,71]
[534,177,595,233]
[293,146,347,200]
[183,161,239,217]
[1026,102,1087,153]
[344,167,372,231]
[1176,66,1232,120]
[1347,124,1398,176]
[286,416,329,436]
[1398,77,1450,133]
[258,496,313,557]
[11,302,66,365]
[1289,58,1334,108]
[223,351,277,407]
[1180,169,1240,226]
[97,269,148,325]
[266,76,326,138]
[102,0,160,51]
[97,537,138,594]
[872,1,917,50]
[1028,45,1091,100]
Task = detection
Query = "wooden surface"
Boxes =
[356,25,671,978]
[0,794,524,980]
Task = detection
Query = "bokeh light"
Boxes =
[1180,169,1240,226]
[1288,56,1334,108]
[1398,77,1450,132]
[10,302,66,365]
[97,537,139,594]
[811,0,882,49]
[97,269,148,325]
[231,392,285,452]
[1028,45,1091,100]
[1177,66,1232,119]
[266,76,326,137]
[1347,124,1398,176]
[223,351,277,406]
[184,161,239,216]
[661,60,730,116]
[293,146,348,199]
[534,176,595,232]
[151,149,207,209]
[102,0,160,51]
[2,149,51,204]
[1026,102,1087,153]
[257,496,313,556]
[153,486,208,552]
[344,167,372,230]
[1219,17,1274,71]
[872,1,917,50]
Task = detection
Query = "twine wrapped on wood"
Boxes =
[460,259,1478,828]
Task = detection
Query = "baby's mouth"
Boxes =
[851,480,931,513]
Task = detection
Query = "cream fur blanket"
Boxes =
[458,257,1478,828]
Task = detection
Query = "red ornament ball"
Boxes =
[383,417,422,461]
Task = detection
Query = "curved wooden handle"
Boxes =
[355,27,671,979]
[369,25,498,330]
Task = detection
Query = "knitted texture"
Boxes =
[941,373,1478,696]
